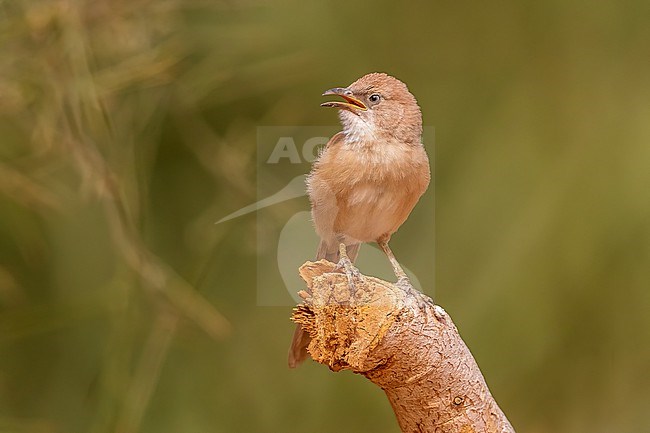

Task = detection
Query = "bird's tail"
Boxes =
[288,240,360,368]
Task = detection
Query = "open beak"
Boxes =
[320,87,367,111]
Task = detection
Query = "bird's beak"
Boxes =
[321,87,367,111]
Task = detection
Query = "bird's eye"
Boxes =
[368,93,381,104]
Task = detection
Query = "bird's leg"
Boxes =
[377,239,408,282]
[377,238,434,311]
[334,243,362,296]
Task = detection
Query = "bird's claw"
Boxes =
[334,243,362,296]
[396,276,434,316]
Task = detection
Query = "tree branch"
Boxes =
[292,260,516,433]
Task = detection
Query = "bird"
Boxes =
[288,72,431,368]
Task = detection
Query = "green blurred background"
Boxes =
[1,1,649,432]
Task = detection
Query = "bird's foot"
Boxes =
[334,243,362,296]
[396,276,435,314]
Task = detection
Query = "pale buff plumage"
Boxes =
[289,73,430,367]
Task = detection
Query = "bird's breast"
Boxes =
[308,141,430,243]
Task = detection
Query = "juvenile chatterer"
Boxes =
[289,73,431,368]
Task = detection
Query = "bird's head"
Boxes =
[321,72,422,145]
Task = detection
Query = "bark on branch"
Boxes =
[291,260,516,433]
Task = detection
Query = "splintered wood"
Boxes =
[291,260,516,433]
